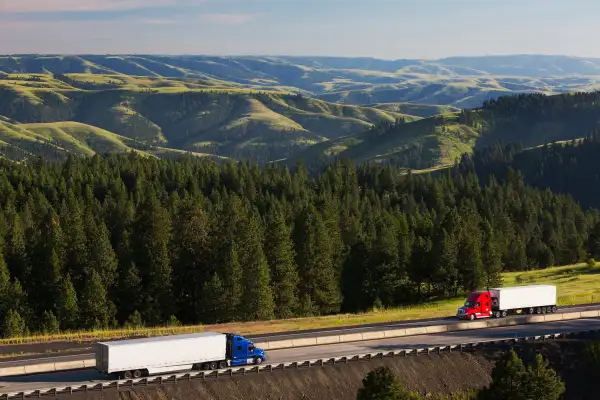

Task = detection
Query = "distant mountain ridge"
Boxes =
[2,55,600,108]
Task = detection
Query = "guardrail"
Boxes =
[2,308,599,378]
[255,309,600,350]
[2,329,599,400]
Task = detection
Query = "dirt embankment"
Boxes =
[71,339,599,400]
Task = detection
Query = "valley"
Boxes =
[2,55,600,168]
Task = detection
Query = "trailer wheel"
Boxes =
[209,361,218,370]
[123,370,133,379]
[529,308,534,314]
[469,314,475,320]
[542,307,547,314]
[536,307,542,314]
[219,361,227,369]
[132,370,142,378]
[551,306,557,313]
[501,310,507,318]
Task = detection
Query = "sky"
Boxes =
[0,0,598,59]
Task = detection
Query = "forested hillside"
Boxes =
[0,154,598,337]
[459,131,600,210]
[290,92,600,170]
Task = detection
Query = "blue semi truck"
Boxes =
[96,332,266,379]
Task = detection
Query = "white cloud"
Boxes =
[0,0,204,13]
[200,13,263,25]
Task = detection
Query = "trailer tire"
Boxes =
[536,307,542,314]
[501,310,507,318]
[209,361,218,370]
[542,307,547,314]
[133,370,142,378]
[529,308,534,314]
[219,361,227,369]
[123,370,133,379]
[551,306,557,313]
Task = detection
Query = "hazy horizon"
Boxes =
[1,0,597,58]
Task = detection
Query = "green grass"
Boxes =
[0,263,596,345]
[372,102,461,118]
[0,81,407,161]
[285,112,477,169]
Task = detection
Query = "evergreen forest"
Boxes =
[0,152,599,336]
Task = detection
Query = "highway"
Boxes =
[2,302,599,367]
[2,317,600,394]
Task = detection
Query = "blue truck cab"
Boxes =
[226,333,267,366]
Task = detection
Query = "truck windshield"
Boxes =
[464,301,475,307]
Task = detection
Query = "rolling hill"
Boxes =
[286,91,600,170]
[3,55,600,108]
[0,73,408,161]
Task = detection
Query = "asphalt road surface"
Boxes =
[1,317,600,394]
[2,302,599,367]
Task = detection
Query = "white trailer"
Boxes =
[489,284,557,317]
[97,332,228,378]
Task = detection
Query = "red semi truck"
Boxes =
[456,284,557,320]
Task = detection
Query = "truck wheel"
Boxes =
[542,307,547,314]
[218,361,227,369]
[123,370,133,379]
[501,310,507,318]
[536,307,542,314]
[529,308,534,314]
[133,370,142,378]
[495,311,501,318]
[255,357,264,365]
[209,361,218,370]
[469,314,475,320]
[551,306,557,313]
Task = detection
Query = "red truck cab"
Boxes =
[456,291,492,320]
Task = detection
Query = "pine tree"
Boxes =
[59,195,87,286]
[57,274,79,330]
[30,210,64,313]
[482,220,503,289]
[124,310,144,329]
[357,367,418,400]
[219,241,243,321]
[520,354,565,400]
[116,262,142,324]
[200,273,227,324]
[171,202,210,323]
[0,247,10,315]
[434,228,458,296]
[133,195,173,324]
[265,208,299,319]
[85,217,118,289]
[9,279,30,326]
[2,309,27,338]
[239,215,275,321]
[478,349,526,400]
[293,205,341,315]
[41,310,60,334]
[6,213,30,286]
[79,270,112,329]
